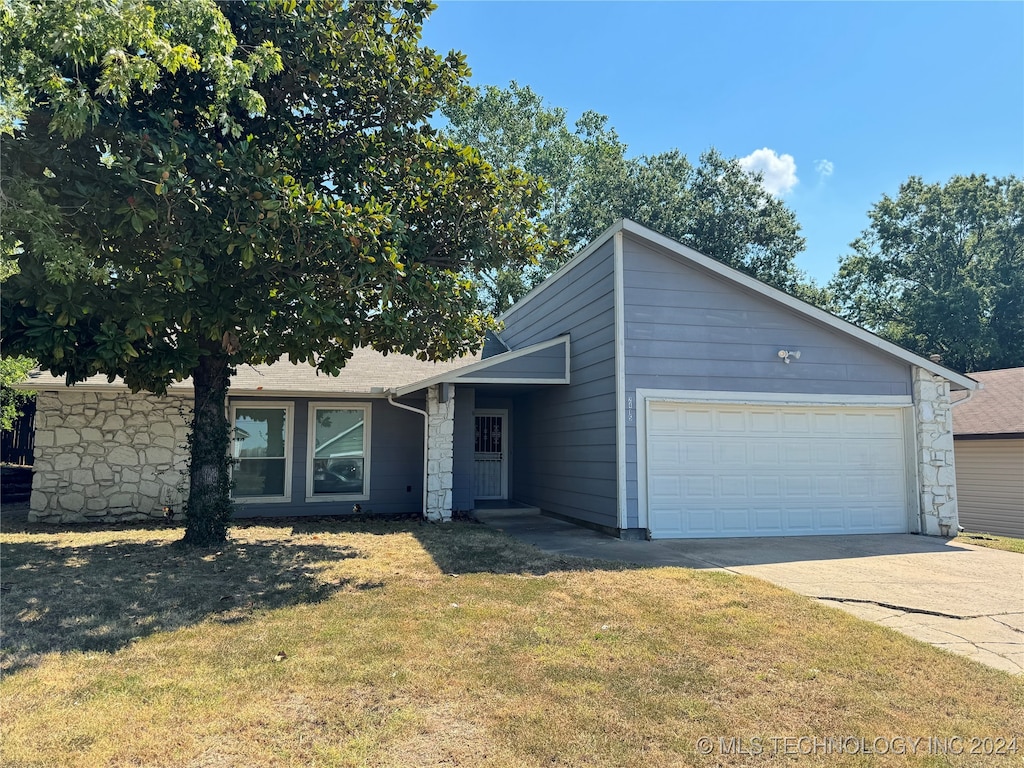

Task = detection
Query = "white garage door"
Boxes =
[646,402,909,538]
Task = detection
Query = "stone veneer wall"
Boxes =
[425,385,455,522]
[30,390,192,523]
[912,366,959,536]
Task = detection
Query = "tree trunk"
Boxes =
[181,343,233,546]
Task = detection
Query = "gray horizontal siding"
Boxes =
[464,342,566,381]
[232,396,424,518]
[502,241,618,528]
[621,233,913,529]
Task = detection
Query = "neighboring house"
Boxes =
[21,220,977,539]
[952,368,1024,537]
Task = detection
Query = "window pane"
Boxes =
[314,409,364,459]
[234,408,287,459]
[312,408,365,495]
[313,457,364,495]
[234,458,287,497]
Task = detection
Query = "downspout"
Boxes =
[387,390,429,519]
[949,383,979,532]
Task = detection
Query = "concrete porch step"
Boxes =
[472,505,542,520]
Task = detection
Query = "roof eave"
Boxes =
[392,335,571,397]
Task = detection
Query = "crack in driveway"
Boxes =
[815,597,1024,626]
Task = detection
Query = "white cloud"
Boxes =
[815,158,834,178]
[738,147,798,197]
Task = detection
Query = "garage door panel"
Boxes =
[647,436,680,466]
[684,475,714,497]
[650,404,682,431]
[717,411,747,432]
[843,412,872,435]
[843,442,873,465]
[786,508,814,530]
[877,442,904,464]
[816,475,843,496]
[649,474,682,498]
[686,441,713,462]
[874,473,903,497]
[750,411,780,432]
[685,508,716,533]
[814,443,843,465]
[646,402,909,539]
[843,474,873,499]
[784,476,813,498]
[681,408,713,431]
[718,475,748,497]
[781,411,811,433]
[651,508,684,536]
[848,505,884,530]
[716,443,746,464]
[817,507,846,530]
[782,443,812,464]
[752,475,781,498]
[813,412,841,432]
[720,509,751,532]
[749,442,780,466]
[875,504,906,530]
[754,508,783,532]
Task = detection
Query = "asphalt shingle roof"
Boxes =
[21,347,483,396]
[952,367,1024,436]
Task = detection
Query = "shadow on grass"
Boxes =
[0,530,368,676]
[250,514,637,576]
[0,513,634,675]
[408,520,638,577]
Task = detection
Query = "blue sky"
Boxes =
[420,1,1024,284]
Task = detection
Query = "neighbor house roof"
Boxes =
[952,367,1024,437]
[18,347,482,397]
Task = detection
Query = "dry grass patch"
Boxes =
[2,518,1022,767]
[958,531,1024,554]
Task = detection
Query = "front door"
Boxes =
[473,410,508,500]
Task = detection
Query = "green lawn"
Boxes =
[2,518,1022,767]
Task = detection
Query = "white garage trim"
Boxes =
[636,389,917,538]
[637,390,912,407]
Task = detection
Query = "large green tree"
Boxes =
[1,0,543,544]
[830,175,1024,373]
[444,82,808,312]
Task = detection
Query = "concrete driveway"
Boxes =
[477,510,1024,675]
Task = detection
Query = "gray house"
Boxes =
[25,220,977,538]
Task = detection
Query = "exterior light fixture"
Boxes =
[778,349,801,364]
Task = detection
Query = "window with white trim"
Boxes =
[230,403,293,502]
[307,403,370,500]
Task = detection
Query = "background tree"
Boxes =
[830,175,1024,373]
[0,261,35,433]
[444,82,809,312]
[0,356,35,432]
[1,0,544,545]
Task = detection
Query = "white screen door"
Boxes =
[474,410,508,499]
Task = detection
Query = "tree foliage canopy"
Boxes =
[2,0,544,390]
[1,0,544,543]
[830,175,1024,373]
[443,82,808,312]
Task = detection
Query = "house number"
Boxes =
[627,395,634,424]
